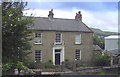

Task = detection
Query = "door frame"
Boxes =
[53,46,64,65]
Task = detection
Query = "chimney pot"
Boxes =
[75,11,82,21]
[48,9,54,19]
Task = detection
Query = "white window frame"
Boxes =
[55,33,62,44]
[34,32,42,44]
[75,34,81,44]
[35,50,42,61]
[75,49,81,60]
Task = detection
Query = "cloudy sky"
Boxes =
[23,2,118,32]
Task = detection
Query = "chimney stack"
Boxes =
[75,11,82,21]
[48,9,54,19]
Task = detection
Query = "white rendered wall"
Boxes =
[105,39,118,51]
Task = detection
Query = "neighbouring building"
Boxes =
[104,35,120,66]
[93,45,102,55]
[28,9,93,65]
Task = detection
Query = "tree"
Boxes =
[93,34,104,49]
[2,2,33,64]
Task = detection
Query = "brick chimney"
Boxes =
[48,9,54,19]
[75,11,82,21]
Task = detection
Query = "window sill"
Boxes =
[54,42,62,45]
[34,43,42,45]
[75,43,81,45]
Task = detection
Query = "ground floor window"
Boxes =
[35,50,41,61]
[75,49,81,60]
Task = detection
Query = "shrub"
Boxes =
[27,62,37,69]
[16,61,30,71]
[93,53,111,66]
[65,62,73,69]
[3,63,14,72]
[66,64,73,69]
[44,63,54,68]
[48,59,52,63]
[65,59,69,62]
[3,61,31,75]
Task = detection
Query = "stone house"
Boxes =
[28,9,93,65]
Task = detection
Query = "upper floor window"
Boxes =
[55,33,62,44]
[35,50,42,61]
[35,32,42,44]
[75,49,81,60]
[75,34,81,44]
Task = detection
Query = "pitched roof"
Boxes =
[28,17,93,32]
[104,49,120,56]
[105,35,120,40]
[93,45,102,51]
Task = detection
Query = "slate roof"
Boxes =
[28,17,93,32]
[93,45,102,51]
[103,49,120,56]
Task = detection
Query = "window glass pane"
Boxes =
[56,33,61,43]
[35,50,41,61]
[75,50,80,60]
[75,34,81,44]
[35,32,42,43]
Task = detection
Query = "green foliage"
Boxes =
[27,61,44,69]
[65,63,73,69]
[64,62,73,69]
[44,63,54,68]
[65,59,69,62]
[76,63,92,67]
[3,61,29,71]
[2,2,34,63]
[3,63,14,72]
[93,34,104,49]
[27,62,37,69]
[48,59,52,63]
[16,61,29,70]
[93,52,111,66]
[3,61,31,75]
[90,28,117,36]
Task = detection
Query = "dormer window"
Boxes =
[35,32,42,44]
[55,33,62,44]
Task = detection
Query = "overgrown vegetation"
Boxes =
[93,34,104,49]
[92,51,111,66]
[2,2,34,75]
[2,61,33,75]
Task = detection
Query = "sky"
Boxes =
[23,2,118,32]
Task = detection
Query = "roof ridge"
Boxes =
[31,16,76,20]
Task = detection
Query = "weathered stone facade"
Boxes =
[29,31,93,64]
[28,9,94,65]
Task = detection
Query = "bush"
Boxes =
[16,61,30,71]
[65,59,69,62]
[27,62,38,69]
[66,64,73,69]
[27,61,44,69]
[64,62,73,69]
[3,63,14,72]
[48,59,52,63]
[3,61,31,75]
[44,63,54,68]
[76,63,91,67]
[93,53,111,66]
